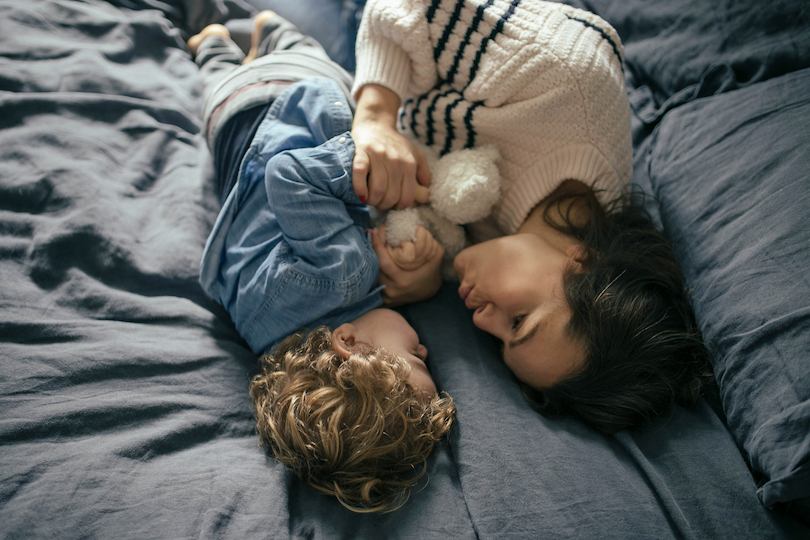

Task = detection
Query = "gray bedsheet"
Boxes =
[1,0,808,538]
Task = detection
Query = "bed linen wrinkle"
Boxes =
[1,0,809,536]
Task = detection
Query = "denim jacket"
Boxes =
[200,78,382,354]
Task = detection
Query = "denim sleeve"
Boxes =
[264,135,373,280]
[237,138,380,353]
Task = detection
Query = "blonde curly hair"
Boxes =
[249,327,456,513]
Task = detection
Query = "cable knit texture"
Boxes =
[353,0,632,234]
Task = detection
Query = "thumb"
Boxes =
[371,228,398,276]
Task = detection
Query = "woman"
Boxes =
[350,0,711,432]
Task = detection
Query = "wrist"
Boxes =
[354,84,401,127]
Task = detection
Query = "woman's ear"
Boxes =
[332,323,358,358]
[565,244,588,270]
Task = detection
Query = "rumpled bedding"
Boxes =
[1,0,808,538]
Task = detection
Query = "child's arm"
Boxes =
[351,84,431,211]
[266,147,370,276]
[370,224,444,306]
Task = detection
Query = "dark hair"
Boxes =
[522,187,713,433]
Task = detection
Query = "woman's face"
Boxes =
[453,233,586,388]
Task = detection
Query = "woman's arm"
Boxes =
[350,0,438,211]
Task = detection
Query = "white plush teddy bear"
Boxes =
[383,144,501,280]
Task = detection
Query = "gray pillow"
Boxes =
[633,67,810,517]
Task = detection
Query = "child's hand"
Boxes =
[371,224,444,306]
[351,84,431,211]
[384,225,443,271]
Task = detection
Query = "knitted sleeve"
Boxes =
[351,0,438,100]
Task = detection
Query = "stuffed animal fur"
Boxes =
[384,144,501,280]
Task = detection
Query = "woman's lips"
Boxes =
[459,285,483,311]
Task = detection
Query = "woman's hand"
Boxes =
[371,224,444,306]
[351,84,431,210]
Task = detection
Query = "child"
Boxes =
[189,13,455,512]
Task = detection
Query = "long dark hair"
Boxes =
[522,187,713,433]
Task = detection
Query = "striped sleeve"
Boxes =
[352,0,438,100]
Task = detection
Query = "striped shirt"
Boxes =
[353,0,632,235]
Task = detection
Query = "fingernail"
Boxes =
[359,195,366,203]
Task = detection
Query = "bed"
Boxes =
[1,0,808,538]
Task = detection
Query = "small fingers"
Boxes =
[391,241,417,264]
[413,226,429,260]
[416,226,442,259]
[371,229,400,277]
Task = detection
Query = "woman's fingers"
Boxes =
[352,150,370,203]
[366,153,394,208]
[414,185,430,205]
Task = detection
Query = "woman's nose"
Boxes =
[472,303,496,333]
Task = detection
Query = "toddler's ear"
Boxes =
[332,324,358,358]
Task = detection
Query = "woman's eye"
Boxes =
[511,314,525,330]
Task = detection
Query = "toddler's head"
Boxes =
[249,311,455,513]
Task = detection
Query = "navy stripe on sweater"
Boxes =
[467,0,520,88]
[453,0,519,149]
[565,15,623,66]
[417,0,521,152]
[441,95,465,155]
[406,93,430,138]
[445,0,494,86]
[464,101,482,149]
[434,0,465,62]
[425,88,455,147]
[426,0,442,23]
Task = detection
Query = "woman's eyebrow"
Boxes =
[508,320,540,350]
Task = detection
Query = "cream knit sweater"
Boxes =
[352,0,632,235]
